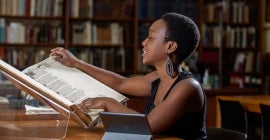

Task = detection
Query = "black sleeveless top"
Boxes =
[145,71,207,139]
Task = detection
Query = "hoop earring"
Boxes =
[166,53,174,78]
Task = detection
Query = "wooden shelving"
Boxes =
[0,0,267,92]
[199,0,263,90]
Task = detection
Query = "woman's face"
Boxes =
[141,19,170,66]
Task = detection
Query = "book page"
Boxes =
[22,57,127,104]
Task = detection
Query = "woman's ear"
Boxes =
[167,41,178,53]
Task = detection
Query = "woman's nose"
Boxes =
[141,38,147,47]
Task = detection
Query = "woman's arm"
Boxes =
[50,47,158,97]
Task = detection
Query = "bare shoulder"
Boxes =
[171,78,204,111]
[179,78,203,94]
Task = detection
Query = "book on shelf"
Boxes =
[244,52,254,73]
[234,52,245,72]
[266,29,270,53]
[0,18,5,43]
[72,23,85,44]
[233,51,254,73]
[71,0,79,17]
[7,22,25,43]
[4,21,63,44]
[203,25,256,48]
[70,0,93,18]
[204,0,253,24]
[0,57,128,128]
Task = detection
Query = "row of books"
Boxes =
[0,47,132,72]
[77,47,153,73]
[200,50,260,73]
[203,1,255,24]
[1,20,64,44]
[75,47,128,71]
[0,0,63,17]
[229,74,261,89]
[202,25,256,48]
[72,22,124,45]
[138,0,199,21]
[0,47,49,70]
[71,47,136,73]
[1,19,127,45]
[70,0,134,18]
[77,47,134,73]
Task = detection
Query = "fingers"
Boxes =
[50,47,78,67]
[78,98,95,112]
[50,47,65,59]
[50,47,63,55]
[78,98,106,112]
[80,99,93,108]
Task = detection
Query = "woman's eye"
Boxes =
[147,36,153,39]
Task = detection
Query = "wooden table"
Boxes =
[66,121,182,140]
[0,102,182,140]
[215,95,270,127]
[0,119,182,140]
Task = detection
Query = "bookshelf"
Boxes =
[0,0,199,75]
[67,0,135,74]
[0,0,135,74]
[0,0,65,71]
[0,0,266,92]
[200,0,263,90]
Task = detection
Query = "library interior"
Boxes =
[0,0,270,140]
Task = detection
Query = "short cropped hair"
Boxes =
[161,12,200,65]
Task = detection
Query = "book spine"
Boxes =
[0,18,5,43]
[266,30,270,52]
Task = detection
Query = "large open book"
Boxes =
[0,57,128,128]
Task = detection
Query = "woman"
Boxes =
[50,12,207,139]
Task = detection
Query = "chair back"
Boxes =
[207,127,247,140]
[218,99,248,133]
[260,103,270,140]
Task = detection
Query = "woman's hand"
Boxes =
[50,47,80,67]
[78,97,110,112]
